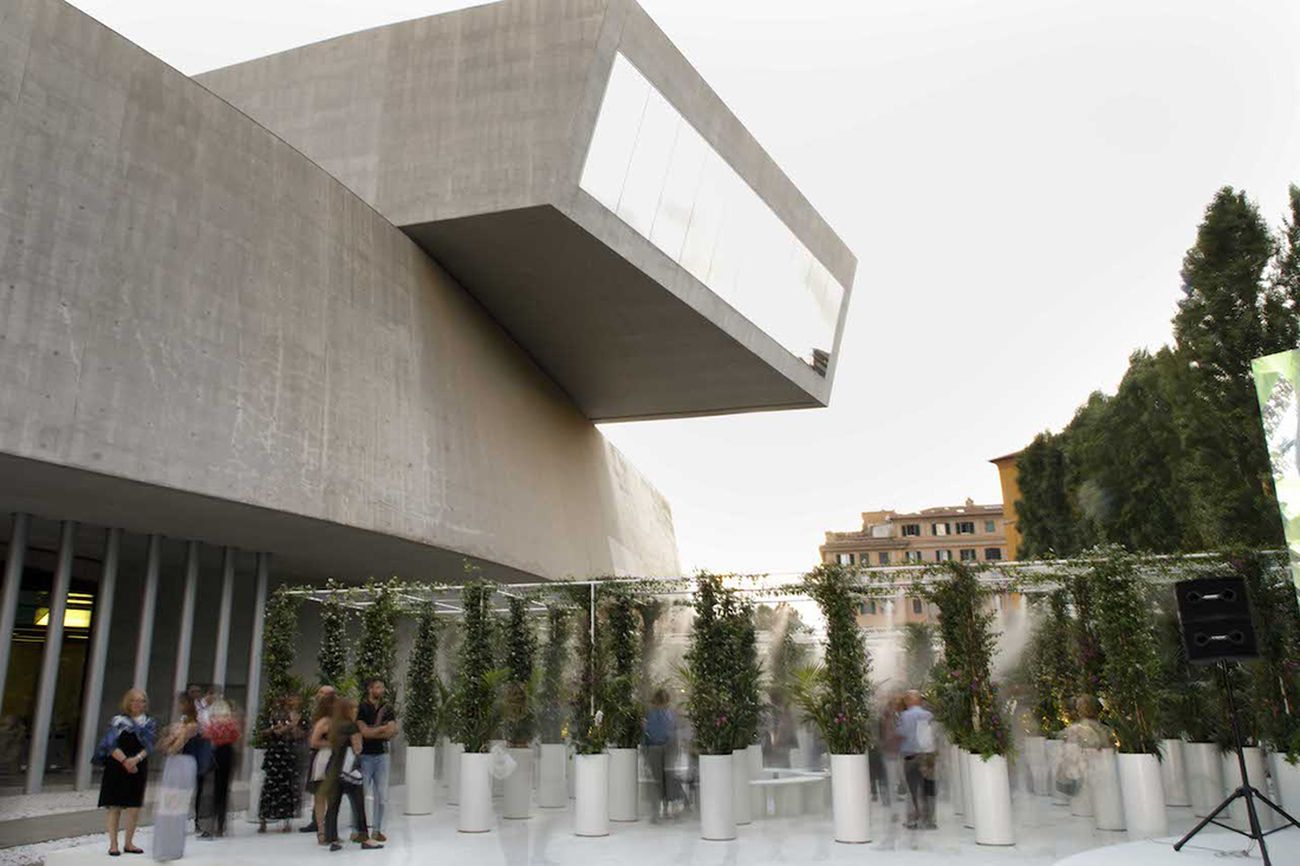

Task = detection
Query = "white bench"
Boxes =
[750,769,828,817]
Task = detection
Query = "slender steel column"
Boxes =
[242,553,269,779]
[0,513,31,704]
[171,541,199,698]
[212,546,235,689]
[75,527,120,790]
[132,534,161,690]
[26,520,76,793]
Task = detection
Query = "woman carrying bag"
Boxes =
[321,697,382,852]
[153,694,207,861]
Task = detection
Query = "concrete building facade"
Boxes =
[0,0,854,793]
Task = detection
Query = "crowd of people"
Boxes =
[94,678,398,858]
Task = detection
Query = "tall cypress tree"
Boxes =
[1174,187,1286,548]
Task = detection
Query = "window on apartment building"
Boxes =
[985,520,997,533]
[867,600,877,615]
[935,549,952,562]
[902,524,921,537]
[836,552,856,565]
[960,548,977,562]
[878,552,890,565]
[912,598,923,614]
[905,550,922,563]
[984,548,1003,561]
[931,522,950,536]
[956,521,975,535]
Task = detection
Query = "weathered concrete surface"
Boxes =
[0,0,679,582]
[196,0,856,420]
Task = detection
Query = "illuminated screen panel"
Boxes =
[1253,347,1300,600]
[580,54,844,370]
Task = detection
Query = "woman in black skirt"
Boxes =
[258,694,304,831]
[96,689,157,856]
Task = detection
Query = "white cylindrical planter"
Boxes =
[538,743,567,808]
[490,739,506,798]
[568,749,576,799]
[959,748,975,828]
[1117,753,1167,839]
[246,748,266,824]
[1159,739,1190,807]
[404,746,436,815]
[698,754,736,841]
[1223,747,1271,830]
[574,753,609,837]
[1044,739,1067,804]
[1070,749,1094,817]
[1088,748,1126,831]
[458,752,493,833]
[1270,751,1300,815]
[732,749,753,825]
[747,744,764,817]
[1025,736,1048,796]
[608,747,639,822]
[503,747,532,819]
[446,742,464,804]
[829,753,870,843]
[1184,742,1223,817]
[969,753,1014,845]
[949,743,965,814]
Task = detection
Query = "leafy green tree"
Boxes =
[1236,551,1300,759]
[453,581,506,752]
[1173,187,1287,548]
[602,586,643,749]
[537,606,571,744]
[404,602,442,748]
[1088,548,1162,754]
[1015,433,1079,558]
[1025,591,1074,736]
[791,564,874,755]
[254,587,301,747]
[355,579,400,702]
[569,586,606,754]
[728,596,763,751]
[502,595,537,746]
[317,579,349,688]
[920,562,1009,757]
[679,573,741,755]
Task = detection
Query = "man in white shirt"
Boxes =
[895,690,937,829]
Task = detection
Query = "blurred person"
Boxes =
[643,688,679,821]
[153,693,208,861]
[199,698,242,837]
[307,691,338,843]
[874,692,902,805]
[356,678,398,842]
[299,685,337,835]
[1055,695,1113,801]
[185,684,215,835]
[95,689,157,856]
[322,697,382,851]
[896,690,937,829]
[259,694,304,832]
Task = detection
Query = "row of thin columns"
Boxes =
[0,514,269,793]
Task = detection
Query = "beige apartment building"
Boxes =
[819,499,1018,627]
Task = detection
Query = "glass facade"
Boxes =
[580,54,845,369]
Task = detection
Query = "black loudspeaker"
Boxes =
[1174,577,1258,665]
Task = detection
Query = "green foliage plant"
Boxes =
[680,572,741,756]
[404,601,442,748]
[453,581,507,753]
[1234,551,1300,761]
[502,595,538,747]
[728,595,763,751]
[1088,547,1162,754]
[317,578,349,688]
[355,579,400,703]
[602,586,643,749]
[791,564,873,755]
[537,606,571,744]
[1026,591,1074,736]
[254,587,301,747]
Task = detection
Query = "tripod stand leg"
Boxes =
[1249,786,1300,830]
[1173,789,1240,851]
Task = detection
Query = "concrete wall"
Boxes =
[0,0,678,582]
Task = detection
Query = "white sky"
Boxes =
[69,0,1300,577]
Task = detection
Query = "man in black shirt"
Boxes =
[357,678,398,842]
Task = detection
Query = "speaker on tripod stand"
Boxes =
[1172,577,1300,866]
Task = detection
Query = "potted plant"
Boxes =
[1089,548,1167,839]
[680,573,740,841]
[573,710,610,836]
[1237,551,1300,814]
[1026,591,1072,802]
[792,564,874,844]
[1153,607,1193,808]
[922,562,1013,845]
[536,605,571,809]
[452,581,506,833]
[728,596,763,825]
[404,601,442,816]
[501,595,537,820]
[603,585,643,822]
[317,578,349,688]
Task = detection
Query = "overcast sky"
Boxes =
[70,0,1300,577]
